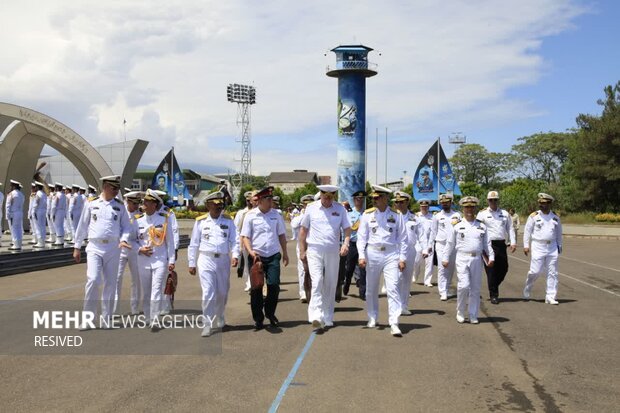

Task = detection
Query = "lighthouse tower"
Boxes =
[326,45,377,202]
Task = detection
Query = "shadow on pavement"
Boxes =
[412,308,446,316]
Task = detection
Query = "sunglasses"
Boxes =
[371,196,381,200]
[394,200,406,203]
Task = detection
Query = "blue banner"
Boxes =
[412,139,461,202]
[151,148,190,205]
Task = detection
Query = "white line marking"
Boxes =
[0,283,84,304]
[559,256,620,273]
[509,255,620,298]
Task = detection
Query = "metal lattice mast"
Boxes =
[239,102,251,184]
[227,83,256,197]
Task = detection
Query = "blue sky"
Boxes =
[1,0,618,183]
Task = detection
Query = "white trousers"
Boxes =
[197,253,231,326]
[435,241,456,296]
[414,249,434,285]
[34,212,46,245]
[139,265,168,323]
[64,215,72,240]
[8,213,23,247]
[114,251,141,314]
[455,253,483,318]
[306,247,340,324]
[296,243,305,297]
[525,248,559,300]
[366,249,401,326]
[47,212,56,238]
[29,217,37,241]
[241,250,251,290]
[83,248,122,320]
[53,211,65,238]
[399,248,417,311]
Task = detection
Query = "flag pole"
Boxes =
[437,136,441,204]
[170,146,174,195]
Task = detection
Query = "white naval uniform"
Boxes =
[290,209,306,298]
[399,210,427,311]
[161,206,179,313]
[51,191,67,243]
[234,206,252,291]
[188,212,239,327]
[429,209,461,298]
[357,207,409,326]
[413,211,434,286]
[444,218,494,319]
[132,211,176,323]
[74,196,132,321]
[65,193,73,241]
[114,205,141,314]
[28,193,36,243]
[32,190,48,247]
[70,191,84,237]
[6,189,25,248]
[301,201,351,325]
[46,191,55,242]
[523,211,562,300]
[476,207,516,245]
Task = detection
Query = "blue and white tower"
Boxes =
[326,45,377,202]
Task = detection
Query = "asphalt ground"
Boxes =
[0,237,618,412]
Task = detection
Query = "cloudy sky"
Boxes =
[1,0,618,182]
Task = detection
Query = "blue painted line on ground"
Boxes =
[0,283,84,305]
[268,331,317,413]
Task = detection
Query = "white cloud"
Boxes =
[0,0,587,180]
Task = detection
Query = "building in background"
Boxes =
[38,139,148,190]
[268,170,320,194]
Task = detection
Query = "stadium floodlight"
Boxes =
[227,84,256,105]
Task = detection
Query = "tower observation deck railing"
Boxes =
[326,60,378,72]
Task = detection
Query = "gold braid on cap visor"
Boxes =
[148,220,168,247]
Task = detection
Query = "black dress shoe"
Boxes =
[490,297,499,304]
[268,317,279,327]
[360,294,366,301]
[254,321,264,330]
[343,282,350,296]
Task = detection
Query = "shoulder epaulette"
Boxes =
[163,206,170,211]
[88,196,98,202]
[364,207,376,214]
[196,213,209,221]
[113,197,121,203]
[134,213,144,219]
[222,213,232,220]
[452,218,461,226]
[389,207,398,214]
[475,218,483,223]
[159,211,169,217]
[529,211,538,218]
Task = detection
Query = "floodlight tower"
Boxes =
[327,45,377,202]
[227,83,256,193]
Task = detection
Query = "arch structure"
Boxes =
[0,102,147,229]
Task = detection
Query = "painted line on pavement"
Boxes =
[559,256,620,273]
[509,255,620,298]
[0,283,84,304]
[268,331,317,413]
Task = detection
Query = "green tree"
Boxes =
[571,82,620,212]
[458,181,485,203]
[234,184,255,210]
[450,144,508,187]
[511,132,572,183]
[500,178,548,215]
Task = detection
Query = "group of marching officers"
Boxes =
[0,179,98,250]
[3,175,562,337]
